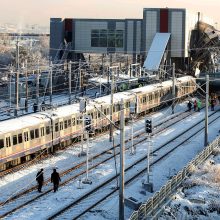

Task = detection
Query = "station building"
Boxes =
[50,8,214,72]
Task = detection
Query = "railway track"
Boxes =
[47,110,220,220]
[0,108,212,218]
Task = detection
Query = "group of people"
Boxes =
[187,98,217,112]
[187,99,202,112]
[36,168,61,193]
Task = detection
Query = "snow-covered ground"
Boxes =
[159,150,220,220]
[0,101,220,220]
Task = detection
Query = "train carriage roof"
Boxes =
[0,114,50,135]
[0,76,195,135]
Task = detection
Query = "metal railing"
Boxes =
[129,135,220,220]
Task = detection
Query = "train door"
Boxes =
[53,117,60,145]
[39,124,46,149]
[23,128,30,150]
[0,135,6,160]
[4,133,12,159]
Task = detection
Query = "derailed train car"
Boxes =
[0,76,196,171]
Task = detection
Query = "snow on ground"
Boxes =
[158,150,220,220]
[1,101,220,220]
[84,108,220,220]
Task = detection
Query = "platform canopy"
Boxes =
[143,33,171,71]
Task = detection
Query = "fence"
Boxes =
[129,135,220,220]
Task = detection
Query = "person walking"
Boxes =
[197,99,202,112]
[211,99,215,111]
[36,168,44,193]
[193,100,197,111]
[187,101,192,112]
[33,103,38,113]
[51,168,61,192]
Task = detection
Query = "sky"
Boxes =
[0,0,220,27]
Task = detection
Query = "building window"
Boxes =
[91,29,123,48]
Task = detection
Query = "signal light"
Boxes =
[145,118,152,134]
[84,117,91,131]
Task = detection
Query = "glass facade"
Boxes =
[91,29,124,48]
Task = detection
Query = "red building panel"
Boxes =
[64,19,73,32]
[160,9,169,33]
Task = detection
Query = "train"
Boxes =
[0,76,196,171]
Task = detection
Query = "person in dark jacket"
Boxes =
[187,101,192,112]
[211,99,215,111]
[51,168,61,192]
[33,103,38,113]
[36,168,44,193]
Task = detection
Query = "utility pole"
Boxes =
[36,60,40,109]
[9,69,12,116]
[119,98,125,220]
[50,61,53,106]
[130,115,135,154]
[14,37,20,117]
[109,67,115,142]
[204,74,209,146]
[79,59,82,96]
[172,63,176,114]
[69,61,72,104]
[25,60,28,112]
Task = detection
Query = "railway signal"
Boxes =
[84,117,91,131]
[145,118,152,134]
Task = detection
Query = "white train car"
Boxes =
[0,76,196,171]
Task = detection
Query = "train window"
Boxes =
[6,137,11,147]
[35,129,39,138]
[18,133,22,143]
[24,132,29,142]
[55,123,59,132]
[0,139,4,149]
[30,130,35,140]
[72,118,75,126]
[46,126,50,135]
[64,120,68,129]
[104,109,107,115]
[60,122,63,130]
[98,112,101,118]
[68,119,71,127]
[40,127,45,137]
[13,135,18,145]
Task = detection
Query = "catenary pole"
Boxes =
[50,61,53,106]
[172,63,175,114]
[119,98,125,220]
[36,60,40,109]
[14,37,20,117]
[204,74,209,146]
[69,61,72,104]
[25,60,28,111]
[109,68,114,142]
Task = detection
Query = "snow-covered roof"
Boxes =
[0,114,50,135]
[0,76,194,135]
